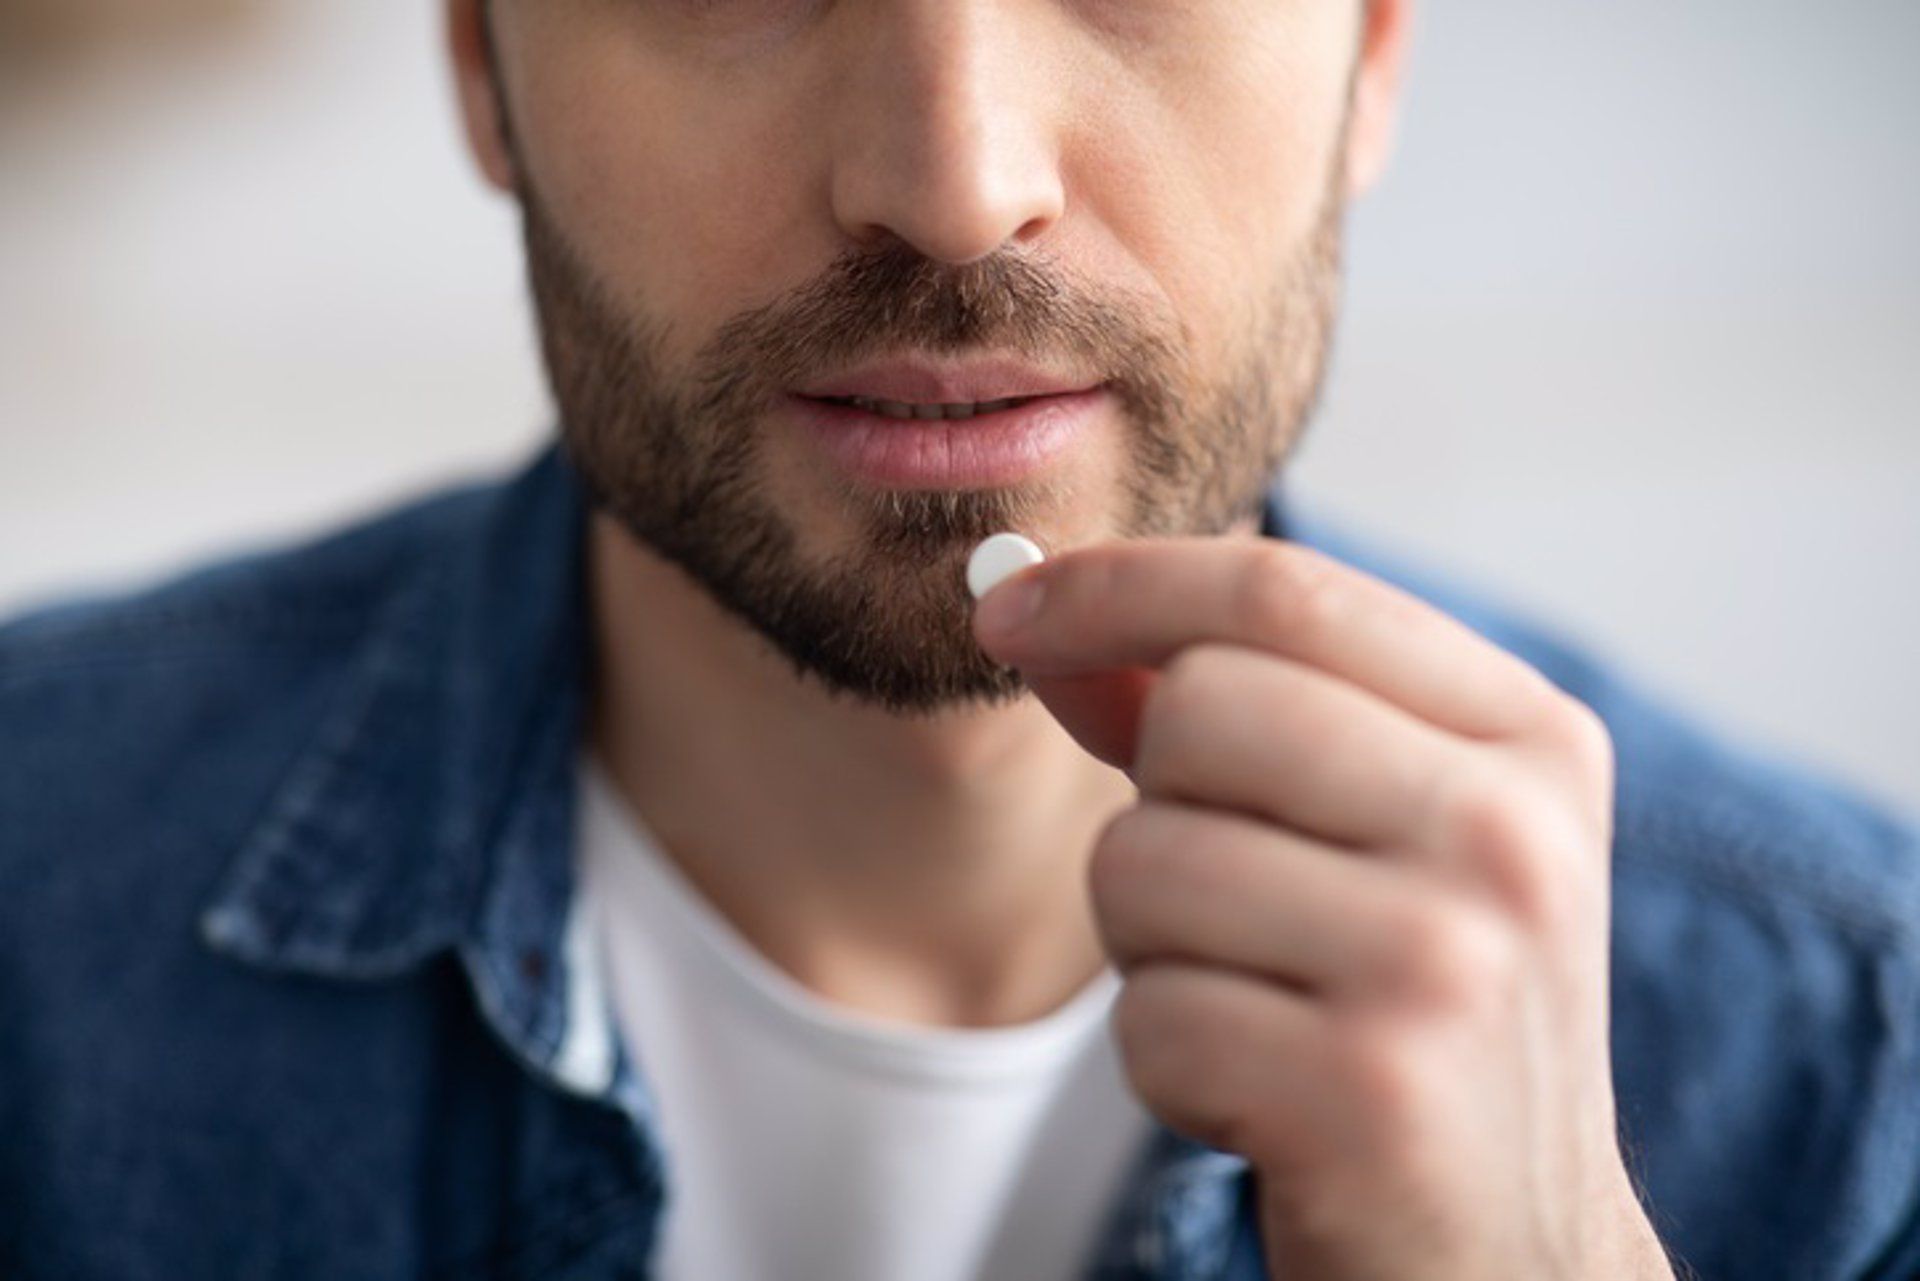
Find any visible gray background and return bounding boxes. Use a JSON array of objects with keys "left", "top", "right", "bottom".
[{"left": 2, "top": 2, "right": 1915, "bottom": 816}]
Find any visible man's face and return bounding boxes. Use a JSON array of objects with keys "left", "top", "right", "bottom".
[{"left": 478, "top": 1, "right": 1364, "bottom": 714}]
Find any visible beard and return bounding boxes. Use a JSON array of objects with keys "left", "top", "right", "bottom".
[{"left": 517, "top": 149, "right": 1346, "bottom": 716}]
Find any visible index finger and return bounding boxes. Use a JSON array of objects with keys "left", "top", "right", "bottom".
[{"left": 971, "top": 535, "right": 1559, "bottom": 743}]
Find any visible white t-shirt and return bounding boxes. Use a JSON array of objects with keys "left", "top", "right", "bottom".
[{"left": 575, "top": 755, "right": 1155, "bottom": 1281}]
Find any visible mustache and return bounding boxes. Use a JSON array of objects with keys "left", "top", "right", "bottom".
[{"left": 691, "top": 240, "right": 1187, "bottom": 426}]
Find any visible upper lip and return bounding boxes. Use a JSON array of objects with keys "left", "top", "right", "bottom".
[{"left": 794, "top": 355, "right": 1101, "bottom": 405}]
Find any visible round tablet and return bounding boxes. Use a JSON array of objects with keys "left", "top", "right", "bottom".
[{"left": 967, "top": 532, "right": 1047, "bottom": 600}]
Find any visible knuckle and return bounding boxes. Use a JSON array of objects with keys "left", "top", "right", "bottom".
[
  {"left": 1086, "top": 808, "right": 1163, "bottom": 916},
  {"left": 1437, "top": 766, "right": 1587, "bottom": 932},
  {"left": 1110, "top": 971, "right": 1243, "bottom": 1147},
  {"left": 1269, "top": 1172, "right": 1375, "bottom": 1252},
  {"left": 1108, "top": 975, "right": 1156, "bottom": 1064},
  {"left": 1337, "top": 1020, "right": 1434, "bottom": 1137},
  {"left": 1384, "top": 898, "right": 1519, "bottom": 1009},
  {"left": 1237, "top": 545, "right": 1344, "bottom": 644},
  {"left": 1111, "top": 967, "right": 1192, "bottom": 1065},
  {"left": 1515, "top": 677, "right": 1612, "bottom": 757},
  {"left": 1552, "top": 695, "right": 1616, "bottom": 780},
  {"left": 1439, "top": 767, "right": 1544, "bottom": 870},
  {"left": 1113, "top": 971, "right": 1182, "bottom": 1083}
]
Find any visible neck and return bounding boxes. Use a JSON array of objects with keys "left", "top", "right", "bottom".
[{"left": 585, "top": 511, "right": 1137, "bottom": 1029}]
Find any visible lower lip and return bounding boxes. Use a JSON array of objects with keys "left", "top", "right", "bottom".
[{"left": 785, "top": 388, "right": 1108, "bottom": 488}]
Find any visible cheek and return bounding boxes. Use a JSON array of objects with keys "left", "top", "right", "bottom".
[
  {"left": 1074, "top": 11, "right": 1354, "bottom": 364},
  {"left": 1171, "top": 3, "right": 1358, "bottom": 222},
  {"left": 503, "top": 25, "right": 821, "bottom": 362}
]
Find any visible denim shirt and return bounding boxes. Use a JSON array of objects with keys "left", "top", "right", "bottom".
[{"left": 3, "top": 440, "right": 1919, "bottom": 1281}]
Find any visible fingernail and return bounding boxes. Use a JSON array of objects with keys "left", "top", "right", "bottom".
[{"left": 975, "top": 573, "right": 1046, "bottom": 638}]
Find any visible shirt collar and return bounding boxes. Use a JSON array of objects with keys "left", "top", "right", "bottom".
[{"left": 199, "top": 442, "right": 591, "bottom": 1066}]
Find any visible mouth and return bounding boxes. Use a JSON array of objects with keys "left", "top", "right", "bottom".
[
  {"left": 783, "top": 387, "right": 1110, "bottom": 489},
  {"left": 805, "top": 394, "right": 1045, "bottom": 422}
]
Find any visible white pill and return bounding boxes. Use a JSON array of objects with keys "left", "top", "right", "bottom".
[{"left": 967, "top": 532, "right": 1047, "bottom": 600}]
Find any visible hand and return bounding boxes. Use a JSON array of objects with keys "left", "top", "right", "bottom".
[{"left": 972, "top": 537, "right": 1674, "bottom": 1281}]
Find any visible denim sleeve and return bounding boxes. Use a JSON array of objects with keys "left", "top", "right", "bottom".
[
  {"left": 1861, "top": 1207, "right": 1920, "bottom": 1280},
  {"left": 1852, "top": 951, "right": 1920, "bottom": 1280}
]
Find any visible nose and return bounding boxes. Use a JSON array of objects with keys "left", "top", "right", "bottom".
[{"left": 827, "top": 3, "right": 1067, "bottom": 265}]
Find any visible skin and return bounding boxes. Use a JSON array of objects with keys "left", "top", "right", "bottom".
[{"left": 446, "top": 1, "right": 1676, "bottom": 1275}]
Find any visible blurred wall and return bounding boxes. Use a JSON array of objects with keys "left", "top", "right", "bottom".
[{"left": 1, "top": 2, "right": 1915, "bottom": 815}]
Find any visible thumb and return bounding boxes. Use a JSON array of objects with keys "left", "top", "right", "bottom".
[{"left": 969, "top": 553, "right": 1155, "bottom": 772}]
